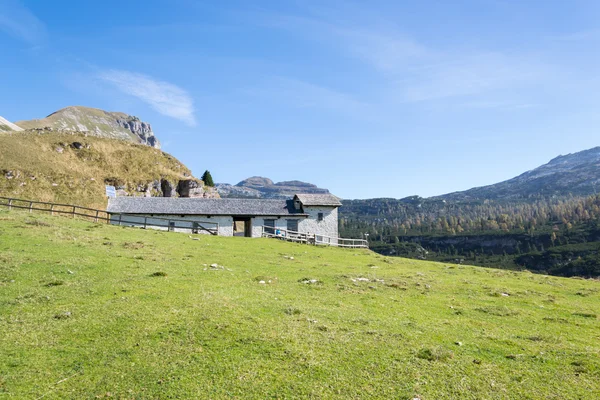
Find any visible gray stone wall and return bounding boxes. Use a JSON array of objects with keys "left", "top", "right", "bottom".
[{"left": 299, "top": 206, "right": 338, "bottom": 239}]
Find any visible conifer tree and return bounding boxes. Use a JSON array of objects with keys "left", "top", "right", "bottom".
[{"left": 201, "top": 170, "right": 214, "bottom": 187}]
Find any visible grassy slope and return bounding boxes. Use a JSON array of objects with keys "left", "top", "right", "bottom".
[
  {"left": 0, "top": 209, "right": 599, "bottom": 399},
  {"left": 0, "top": 131, "right": 194, "bottom": 209}
]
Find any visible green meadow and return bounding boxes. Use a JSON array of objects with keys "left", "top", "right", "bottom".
[{"left": 0, "top": 208, "right": 599, "bottom": 399}]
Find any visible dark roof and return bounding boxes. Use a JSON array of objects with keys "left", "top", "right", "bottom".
[
  {"left": 107, "top": 197, "right": 307, "bottom": 216},
  {"left": 295, "top": 193, "right": 342, "bottom": 207}
]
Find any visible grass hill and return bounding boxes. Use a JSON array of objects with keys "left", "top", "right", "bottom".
[
  {"left": 15, "top": 106, "right": 160, "bottom": 148},
  {"left": 0, "top": 130, "right": 203, "bottom": 209},
  {"left": 0, "top": 208, "right": 598, "bottom": 398}
]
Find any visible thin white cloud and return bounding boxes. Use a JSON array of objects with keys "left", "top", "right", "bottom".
[
  {"left": 552, "top": 29, "right": 600, "bottom": 42},
  {"left": 399, "top": 52, "right": 552, "bottom": 102},
  {"left": 257, "top": 8, "right": 557, "bottom": 105},
  {"left": 243, "top": 77, "right": 372, "bottom": 116},
  {"left": 98, "top": 69, "right": 196, "bottom": 126},
  {"left": 0, "top": 0, "right": 46, "bottom": 44}
]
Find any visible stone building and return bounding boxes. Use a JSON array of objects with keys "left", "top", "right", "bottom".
[{"left": 106, "top": 193, "right": 342, "bottom": 239}]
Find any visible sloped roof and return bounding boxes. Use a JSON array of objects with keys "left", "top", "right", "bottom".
[
  {"left": 294, "top": 193, "right": 342, "bottom": 207},
  {"left": 107, "top": 197, "right": 307, "bottom": 216}
]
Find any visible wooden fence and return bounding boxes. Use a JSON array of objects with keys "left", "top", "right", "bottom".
[
  {"left": 0, "top": 196, "right": 219, "bottom": 235},
  {"left": 260, "top": 225, "right": 368, "bottom": 249}
]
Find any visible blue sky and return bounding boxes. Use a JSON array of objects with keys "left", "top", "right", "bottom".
[{"left": 1, "top": 0, "right": 599, "bottom": 199}]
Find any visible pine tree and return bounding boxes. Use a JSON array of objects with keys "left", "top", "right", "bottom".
[{"left": 201, "top": 170, "right": 214, "bottom": 187}]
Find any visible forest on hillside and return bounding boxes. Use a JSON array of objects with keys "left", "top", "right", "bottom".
[{"left": 339, "top": 194, "right": 600, "bottom": 278}]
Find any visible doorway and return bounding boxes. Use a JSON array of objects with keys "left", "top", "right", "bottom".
[{"left": 233, "top": 217, "right": 252, "bottom": 237}]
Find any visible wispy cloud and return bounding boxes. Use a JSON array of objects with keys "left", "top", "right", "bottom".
[
  {"left": 552, "top": 29, "right": 600, "bottom": 42},
  {"left": 0, "top": 0, "right": 46, "bottom": 44},
  {"left": 98, "top": 69, "right": 196, "bottom": 126},
  {"left": 256, "top": 7, "right": 556, "bottom": 105},
  {"left": 242, "top": 77, "right": 371, "bottom": 116},
  {"left": 399, "top": 52, "right": 552, "bottom": 102}
]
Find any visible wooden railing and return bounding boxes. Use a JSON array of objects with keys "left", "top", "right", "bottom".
[
  {"left": 260, "top": 226, "right": 368, "bottom": 249},
  {"left": 0, "top": 197, "right": 219, "bottom": 235}
]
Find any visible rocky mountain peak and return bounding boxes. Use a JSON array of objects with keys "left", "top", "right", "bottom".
[
  {"left": 236, "top": 176, "right": 274, "bottom": 187},
  {"left": 435, "top": 146, "right": 600, "bottom": 201},
  {"left": 217, "top": 176, "right": 331, "bottom": 199},
  {"left": 15, "top": 106, "right": 161, "bottom": 149}
]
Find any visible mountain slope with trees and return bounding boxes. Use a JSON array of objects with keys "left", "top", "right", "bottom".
[{"left": 340, "top": 146, "right": 600, "bottom": 277}]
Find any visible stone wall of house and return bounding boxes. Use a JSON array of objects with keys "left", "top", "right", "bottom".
[
  {"left": 109, "top": 214, "right": 233, "bottom": 236},
  {"left": 250, "top": 216, "right": 305, "bottom": 238},
  {"left": 299, "top": 206, "right": 338, "bottom": 239},
  {"left": 109, "top": 208, "right": 339, "bottom": 239}
]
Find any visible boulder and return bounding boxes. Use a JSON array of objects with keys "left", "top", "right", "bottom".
[{"left": 161, "top": 179, "right": 176, "bottom": 197}]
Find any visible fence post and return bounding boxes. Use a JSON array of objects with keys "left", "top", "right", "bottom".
[
  {"left": 94, "top": 210, "right": 99, "bottom": 223},
  {"left": 50, "top": 204, "right": 54, "bottom": 216},
  {"left": 118, "top": 214, "right": 122, "bottom": 226},
  {"left": 72, "top": 206, "right": 76, "bottom": 218},
  {"left": 8, "top": 199, "right": 12, "bottom": 210},
  {"left": 144, "top": 217, "right": 147, "bottom": 229},
  {"left": 29, "top": 202, "right": 33, "bottom": 213}
]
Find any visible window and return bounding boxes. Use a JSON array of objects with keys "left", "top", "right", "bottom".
[
  {"left": 264, "top": 219, "right": 275, "bottom": 234},
  {"left": 318, "top": 212, "right": 324, "bottom": 221},
  {"left": 287, "top": 219, "right": 298, "bottom": 232},
  {"left": 168, "top": 221, "right": 175, "bottom": 232}
]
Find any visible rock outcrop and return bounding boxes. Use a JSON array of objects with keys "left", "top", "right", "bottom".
[
  {"left": 0, "top": 116, "right": 23, "bottom": 132},
  {"left": 115, "top": 117, "right": 159, "bottom": 148}
]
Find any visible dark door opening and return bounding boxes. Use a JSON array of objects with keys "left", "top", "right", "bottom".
[{"left": 233, "top": 217, "right": 252, "bottom": 237}]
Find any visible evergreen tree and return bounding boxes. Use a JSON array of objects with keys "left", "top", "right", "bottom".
[{"left": 201, "top": 170, "right": 215, "bottom": 187}]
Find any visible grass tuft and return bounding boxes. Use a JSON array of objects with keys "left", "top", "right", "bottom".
[{"left": 416, "top": 347, "right": 454, "bottom": 362}]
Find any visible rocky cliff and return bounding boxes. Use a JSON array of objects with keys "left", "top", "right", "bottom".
[
  {"left": 216, "top": 176, "right": 331, "bottom": 199},
  {"left": 15, "top": 106, "right": 160, "bottom": 148}
]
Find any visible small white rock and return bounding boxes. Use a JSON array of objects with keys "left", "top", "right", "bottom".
[{"left": 258, "top": 280, "right": 266, "bottom": 284}]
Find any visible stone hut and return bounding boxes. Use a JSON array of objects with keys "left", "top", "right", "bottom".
[{"left": 106, "top": 193, "right": 342, "bottom": 239}]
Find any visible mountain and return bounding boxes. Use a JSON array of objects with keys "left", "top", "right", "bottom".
[
  {"left": 15, "top": 106, "right": 160, "bottom": 148},
  {"left": 216, "top": 176, "right": 331, "bottom": 199},
  {"left": 0, "top": 116, "right": 23, "bottom": 132},
  {"left": 1, "top": 106, "right": 217, "bottom": 208},
  {"left": 436, "top": 147, "right": 600, "bottom": 201}
]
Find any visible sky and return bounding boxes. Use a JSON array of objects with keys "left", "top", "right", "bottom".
[{"left": 1, "top": 0, "right": 600, "bottom": 199}]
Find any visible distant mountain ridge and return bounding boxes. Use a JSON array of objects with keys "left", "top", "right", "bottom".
[
  {"left": 15, "top": 106, "right": 160, "bottom": 148},
  {"left": 216, "top": 176, "right": 331, "bottom": 199},
  {"left": 434, "top": 146, "right": 600, "bottom": 201}
]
